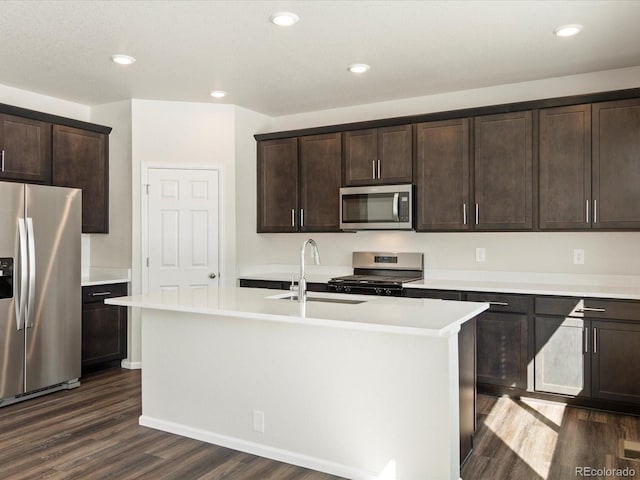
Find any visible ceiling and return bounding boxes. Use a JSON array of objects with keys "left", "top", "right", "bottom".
[{"left": 1, "top": 1, "right": 639, "bottom": 117}]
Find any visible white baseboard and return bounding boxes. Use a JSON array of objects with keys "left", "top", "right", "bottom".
[
  {"left": 120, "top": 359, "right": 142, "bottom": 370},
  {"left": 138, "top": 415, "right": 379, "bottom": 480}
]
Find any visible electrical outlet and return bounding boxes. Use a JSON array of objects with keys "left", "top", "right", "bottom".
[
  {"left": 476, "top": 248, "right": 486, "bottom": 263},
  {"left": 573, "top": 249, "right": 585, "bottom": 265},
  {"left": 253, "top": 410, "right": 265, "bottom": 433}
]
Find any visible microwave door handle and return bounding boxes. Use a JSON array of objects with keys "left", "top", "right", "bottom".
[{"left": 392, "top": 193, "right": 400, "bottom": 221}]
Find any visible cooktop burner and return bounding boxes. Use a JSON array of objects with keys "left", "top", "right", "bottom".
[{"left": 329, "top": 274, "right": 422, "bottom": 286}]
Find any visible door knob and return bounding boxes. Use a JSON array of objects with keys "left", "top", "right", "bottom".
[{"left": 209, "top": 273, "right": 217, "bottom": 279}]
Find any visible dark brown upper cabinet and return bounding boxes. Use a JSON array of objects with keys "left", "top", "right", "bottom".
[
  {"left": 257, "top": 138, "right": 299, "bottom": 233},
  {"left": 52, "top": 125, "right": 109, "bottom": 233},
  {"left": 539, "top": 104, "right": 592, "bottom": 230},
  {"left": 257, "top": 133, "right": 342, "bottom": 233},
  {"left": 343, "top": 125, "right": 412, "bottom": 186},
  {"left": 592, "top": 98, "right": 640, "bottom": 229},
  {"left": 0, "top": 114, "right": 52, "bottom": 184},
  {"left": 414, "top": 118, "right": 470, "bottom": 231},
  {"left": 473, "top": 111, "right": 533, "bottom": 230},
  {"left": 299, "top": 133, "right": 342, "bottom": 232}
]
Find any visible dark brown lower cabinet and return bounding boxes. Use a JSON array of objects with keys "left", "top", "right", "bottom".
[
  {"left": 591, "top": 320, "right": 640, "bottom": 404},
  {"left": 468, "top": 293, "right": 530, "bottom": 389},
  {"left": 534, "top": 316, "right": 590, "bottom": 396},
  {"left": 82, "top": 283, "right": 128, "bottom": 374},
  {"left": 534, "top": 297, "right": 640, "bottom": 406}
]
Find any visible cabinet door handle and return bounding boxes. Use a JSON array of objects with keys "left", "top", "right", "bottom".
[
  {"left": 489, "top": 301, "right": 509, "bottom": 306},
  {"left": 377, "top": 159, "right": 381, "bottom": 179},
  {"left": 576, "top": 307, "right": 606, "bottom": 313},
  {"left": 593, "top": 327, "right": 597, "bottom": 353},
  {"left": 91, "top": 291, "right": 112, "bottom": 297},
  {"left": 372, "top": 160, "right": 376, "bottom": 179},
  {"left": 463, "top": 203, "right": 467, "bottom": 225},
  {"left": 594, "top": 200, "right": 597, "bottom": 224},
  {"left": 291, "top": 209, "right": 295, "bottom": 227},
  {"left": 586, "top": 200, "right": 589, "bottom": 223},
  {"left": 584, "top": 326, "right": 588, "bottom": 354},
  {"left": 1, "top": 150, "right": 4, "bottom": 172},
  {"left": 475, "top": 204, "right": 479, "bottom": 225},
  {"left": 300, "top": 208, "right": 304, "bottom": 227}
]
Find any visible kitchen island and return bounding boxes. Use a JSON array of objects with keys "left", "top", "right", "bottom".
[{"left": 107, "top": 287, "right": 488, "bottom": 480}]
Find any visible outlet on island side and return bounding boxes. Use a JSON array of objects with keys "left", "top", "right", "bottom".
[
  {"left": 253, "top": 410, "right": 265, "bottom": 433},
  {"left": 573, "top": 249, "right": 585, "bottom": 265},
  {"left": 476, "top": 247, "right": 486, "bottom": 263}
]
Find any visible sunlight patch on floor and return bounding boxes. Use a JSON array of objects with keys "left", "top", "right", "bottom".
[{"left": 484, "top": 397, "right": 567, "bottom": 479}]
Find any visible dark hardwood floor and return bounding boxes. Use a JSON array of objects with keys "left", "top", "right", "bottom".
[
  {"left": 0, "top": 369, "right": 344, "bottom": 480},
  {"left": 463, "top": 394, "right": 640, "bottom": 480},
  {"left": 1, "top": 368, "right": 639, "bottom": 479}
]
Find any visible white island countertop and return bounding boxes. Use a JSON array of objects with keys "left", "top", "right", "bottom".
[{"left": 107, "top": 286, "right": 489, "bottom": 337}]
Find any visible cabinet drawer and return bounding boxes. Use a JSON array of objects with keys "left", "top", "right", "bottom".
[
  {"left": 535, "top": 297, "right": 640, "bottom": 321},
  {"left": 405, "top": 289, "right": 463, "bottom": 301},
  {"left": 82, "top": 283, "right": 128, "bottom": 304},
  {"left": 466, "top": 292, "right": 530, "bottom": 314}
]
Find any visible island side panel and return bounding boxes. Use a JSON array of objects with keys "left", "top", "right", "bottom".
[{"left": 139, "top": 309, "right": 461, "bottom": 480}]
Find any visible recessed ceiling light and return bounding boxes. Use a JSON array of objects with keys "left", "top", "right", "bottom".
[
  {"left": 554, "top": 24, "right": 583, "bottom": 37},
  {"left": 210, "top": 90, "right": 227, "bottom": 99},
  {"left": 111, "top": 54, "right": 136, "bottom": 65},
  {"left": 348, "top": 64, "right": 370, "bottom": 74},
  {"left": 270, "top": 12, "right": 299, "bottom": 27}
]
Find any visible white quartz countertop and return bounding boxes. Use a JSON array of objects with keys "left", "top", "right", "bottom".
[
  {"left": 403, "top": 278, "right": 640, "bottom": 300},
  {"left": 106, "top": 287, "right": 489, "bottom": 337},
  {"left": 239, "top": 272, "right": 337, "bottom": 284},
  {"left": 81, "top": 267, "right": 131, "bottom": 287},
  {"left": 239, "top": 269, "right": 640, "bottom": 301}
]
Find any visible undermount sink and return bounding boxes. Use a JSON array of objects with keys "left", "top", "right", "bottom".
[{"left": 275, "top": 294, "right": 366, "bottom": 305}]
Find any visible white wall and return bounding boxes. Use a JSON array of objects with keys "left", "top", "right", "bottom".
[
  {"left": 127, "top": 99, "right": 237, "bottom": 365},
  {"left": 0, "top": 83, "right": 90, "bottom": 120},
  {"left": 90, "top": 100, "right": 133, "bottom": 268},
  {"left": 237, "top": 67, "right": 640, "bottom": 278}
]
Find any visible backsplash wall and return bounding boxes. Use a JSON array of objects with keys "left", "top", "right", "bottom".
[{"left": 237, "top": 231, "right": 640, "bottom": 277}]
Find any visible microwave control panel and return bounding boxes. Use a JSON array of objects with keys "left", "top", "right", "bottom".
[{"left": 398, "top": 192, "right": 410, "bottom": 222}]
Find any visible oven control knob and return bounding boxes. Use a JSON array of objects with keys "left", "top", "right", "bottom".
[
  {"left": 344, "top": 286, "right": 351, "bottom": 293},
  {"left": 335, "top": 286, "right": 343, "bottom": 293},
  {"left": 385, "top": 289, "right": 392, "bottom": 295},
  {"left": 375, "top": 288, "right": 382, "bottom": 295}
]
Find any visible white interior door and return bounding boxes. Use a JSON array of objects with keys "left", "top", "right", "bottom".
[{"left": 147, "top": 168, "right": 219, "bottom": 295}]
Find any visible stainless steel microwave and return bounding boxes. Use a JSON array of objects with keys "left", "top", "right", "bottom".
[{"left": 340, "top": 184, "right": 413, "bottom": 230}]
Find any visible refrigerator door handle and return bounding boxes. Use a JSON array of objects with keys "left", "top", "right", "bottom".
[
  {"left": 17, "top": 218, "right": 28, "bottom": 330},
  {"left": 26, "top": 217, "right": 36, "bottom": 328}
]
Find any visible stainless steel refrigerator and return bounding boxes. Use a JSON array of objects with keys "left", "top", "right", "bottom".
[{"left": 0, "top": 181, "right": 81, "bottom": 406}]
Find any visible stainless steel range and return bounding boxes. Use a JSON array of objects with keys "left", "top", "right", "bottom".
[{"left": 328, "top": 252, "right": 423, "bottom": 296}]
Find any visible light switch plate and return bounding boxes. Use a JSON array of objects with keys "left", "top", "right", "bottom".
[{"left": 476, "top": 248, "right": 486, "bottom": 262}]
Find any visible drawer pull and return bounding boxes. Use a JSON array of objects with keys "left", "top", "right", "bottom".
[
  {"left": 575, "top": 307, "right": 606, "bottom": 313},
  {"left": 489, "top": 301, "right": 509, "bottom": 306},
  {"left": 91, "top": 291, "right": 112, "bottom": 297}
]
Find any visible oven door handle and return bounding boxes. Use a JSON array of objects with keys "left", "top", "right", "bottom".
[{"left": 392, "top": 193, "right": 400, "bottom": 222}]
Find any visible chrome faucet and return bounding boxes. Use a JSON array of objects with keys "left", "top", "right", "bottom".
[{"left": 299, "top": 238, "right": 321, "bottom": 303}]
